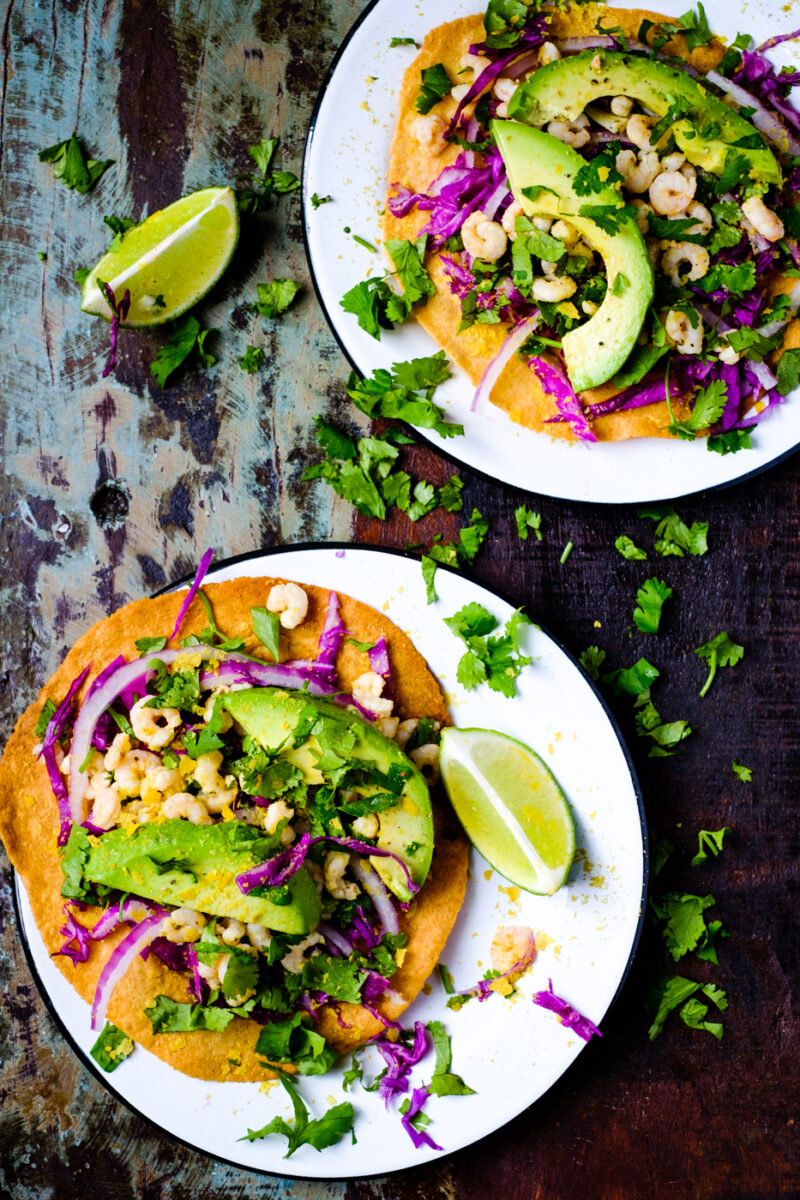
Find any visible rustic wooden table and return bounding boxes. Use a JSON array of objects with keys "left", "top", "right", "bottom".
[{"left": 1, "top": 1, "right": 798, "bottom": 1197}]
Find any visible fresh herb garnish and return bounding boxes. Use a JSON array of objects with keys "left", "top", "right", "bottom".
[
  {"left": 239, "top": 345, "right": 266, "bottom": 373},
  {"left": 515, "top": 506, "right": 543, "bottom": 541},
  {"left": 572, "top": 150, "right": 623, "bottom": 197},
  {"left": 647, "top": 977, "right": 727, "bottom": 1040},
  {"left": 390, "top": 36, "right": 418, "bottom": 47},
  {"left": 578, "top": 204, "right": 637, "bottom": 235},
  {"left": 732, "top": 760, "right": 752, "bottom": 782},
  {"left": 444, "top": 602, "right": 532, "bottom": 697},
  {"left": 416, "top": 63, "right": 451, "bottom": 114},
  {"left": 103, "top": 214, "right": 136, "bottom": 251},
  {"left": 421, "top": 509, "right": 489, "bottom": 603},
  {"left": 237, "top": 137, "right": 300, "bottom": 213},
  {"left": 311, "top": 192, "right": 332, "bottom": 208},
  {"left": 340, "top": 276, "right": 411, "bottom": 338},
  {"left": 707, "top": 429, "right": 752, "bottom": 456},
  {"left": 240, "top": 1074, "right": 355, "bottom": 1156},
  {"left": 633, "top": 578, "right": 672, "bottom": 633},
  {"left": 650, "top": 892, "right": 727, "bottom": 963},
  {"left": 248, "top": 279, "right": 301, "bottom": 319},
  {"left": 615, "top": 535, "right": 647, "bottom": 561},
  {"left": 426, "top": 1020, "right": 476, "bottom": 1097},
  {"left": 776, "top": 348, "right": 800, "bottom": 396},
  {"left": 691, "top": 826, "right": 731, "bottom": 866},
  {"left": 694, "top": 632, "right": 744, "bottom": 697},
  {"left": 251, "top": 606, "right": 281, "bottom": 661},
  {"left": 578, "top": 646, "right": 606, "bottom": 682},
  {"left": 676, "top": 2, "right": 713, "bottom": 50},
  {"left": 150, "top": 315, "right": 217, "bottom": 387},
  {"left": 385, "top": 236, "right": 436, "bottom": 305},
  {"left": 90, "top": 1022, "right": 134, "bottom": 1072},
  {"left": 667, "top": 380, "right": 728, "bottom": 440},
  {"left": 346, "top": 352, "right": 461, "bottom": 438},
  {"left": 38, "top": 133, "right": 114, "bottom": 193},
  {"left": 638, "top": 505, "right": 708, "bottom": 557}
]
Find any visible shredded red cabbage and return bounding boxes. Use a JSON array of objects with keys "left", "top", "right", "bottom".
[
  {"left": 170, "top": 547, "right": 214, "bottom": 642},
  {"left": 362, "top": 970, "right": 391, "bottom": 1006},
  {"left": 101, "top": 283, "right": 131, "bottom": 379},
  {"left": 454, "top": 928, "right": 537, "bottom": 1002},
  {"left": 374, "top": 1020, "right": 429, "bottom": 1106},
  {"left": 400, "top": 1085, "right": 442, "bottom": 1152},
  {"left": 54, "top": 902, "right": 92, "bottom": 965},
  {"left": 532, "top": 357, "right": 598, "bottom": 443},
  {"left": 367, "top": 636, "right": 393, "bottom": 701},
  {"left": 731, "top": 44, "right": 800, "bottom": 135},
  {"left": 758, "top": 28, "right": 800, "bottom": 52},
  {"left": 317, "top": 919, "right": 354, "bottom": 957},
  {"left": 532, "top": 979, "right": 602, "bottom": 1042},
  {"left": 582, "top": 376, "right": 682, "bottom": 420}
]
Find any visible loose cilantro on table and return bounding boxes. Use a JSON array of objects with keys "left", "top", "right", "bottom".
[
  {"left": 444, "top": 602, "right": 532, "bottom": 697},
  {"left": 421, "top": 508, "right": 489, "bottom": 603},
  {"left": 237, "top": 137, "right": 300, "bottom": 213},
  {"left": 649, "top": 892, "right": 728, "bottom": 964},
  {"left": 615, "top": 535, "right": 647, "bottom": 561},
  {"left": 239, "top": 344, "right": 266, "bottom": 373},
  {"left": 559, "top": 540, "right": 574, "bottom": 565},
  {"left": 439, "top": 475, "right": 464, "bottom": 513},
  {"left": 638, "top": 505, "right": 708, "bottom": 557},
  {"left": 633, "top": 690, "right": 692, "bottom": 757},
  {"left": 515, "top": 506, "right": 543, "bottom": 542},
  {"left": 578, "top": 646, "right": 606, "bottom": 682},
  {"left": 90, "top": 1022, "right": 134, "bottom": 1073},
  {"left": 416, "top": 63, "right": 451, "bottom": 114},
  {"left": 248, "top": 279, "right": 301, "bottom": 319},
  {"left": 691, "top": 826, "right": 731, "bottom": 866},
  {"left": 633, "top": 578, "right": 672, "bottom": 634},
  {"left": 103, "top": 213, "right": 136, "bottom": 251},
  {"left": 602, "top": 657, "right": 660, "bottom": 697},
  {"left": 39, "top": 133, "right": 114, "bottom": 193},
  {"left": 732, "top": 761, "right": 752, "bottom": 783},
  {"left": 240, "top": 1074, "right": 355, "bottom": 1157},
  {"left": 150, "top": 315, "right": 217, "bottom": 387},
  {"left": 694, "top": 632, "right": 744, "bottom": 697},
  {"left": 646, "top": 977, "right": 727, "bottom": 1040}
]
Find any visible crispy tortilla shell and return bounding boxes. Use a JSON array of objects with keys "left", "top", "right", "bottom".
[{"left": 0, "top": 576, "right": 468, "bottom": 1082}]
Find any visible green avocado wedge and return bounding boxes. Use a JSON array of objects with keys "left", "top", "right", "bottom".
[
  {"left": 508, "top": 50, "right": 782, "bottom": 189},
  {"left": 493, "top": 119, "right": 654, "bottom": 392},
  {"left": 221, "top": 688, "right": 434, "bottom": 903},
  {"left": 73, "top": 820, "right": 322, "bottom": 933}
]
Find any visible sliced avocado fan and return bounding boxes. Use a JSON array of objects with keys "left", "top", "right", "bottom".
[{"left": 493, "top": 119, "right": 654, "bottom": 392}]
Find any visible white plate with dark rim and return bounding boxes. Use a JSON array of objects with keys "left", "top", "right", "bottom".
[
  {"left": 302, "top": 0, "right": 800, "bottom": 504},
  {"left": 15, "top": 545, "right": 646, "bottom": 1178}
]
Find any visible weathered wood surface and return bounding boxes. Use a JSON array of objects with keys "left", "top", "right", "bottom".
[{"left": 0, "top": 1, "right": 798, "bottom": 1197}]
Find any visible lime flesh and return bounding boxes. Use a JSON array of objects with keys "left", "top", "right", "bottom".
[
  {"left": 81, "top": 186, "right": 239, "bottom": 327},
  {"left": 439, "top": 727, "right": 575, "bottom": 895}
]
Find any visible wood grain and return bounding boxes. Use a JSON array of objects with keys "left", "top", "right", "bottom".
[{"left": 0, "top": 0, "right": 798, "bottom": 1196}]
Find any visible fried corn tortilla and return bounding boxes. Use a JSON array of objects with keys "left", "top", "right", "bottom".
[
  {"left": 0, "top": 576, "right": 469, "bottom": 1082},
  {"left": 385, "top": 3, "right": 800, "bottom": 442}
]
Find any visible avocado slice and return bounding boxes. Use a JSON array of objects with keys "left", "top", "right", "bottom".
[
  {"left": 221, "top": 688, "right": 434, "bottom": 903},
  {"left": 509, "top": 50, "right": 782, "bottom": 189},
  {"left": 493, "top": 119, "right": 654, "bottom": 392},
  {"left": 82, "top": 819, "right": 321, "bottom": 933}
]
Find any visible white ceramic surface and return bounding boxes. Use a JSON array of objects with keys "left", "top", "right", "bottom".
[
  {"left": 17, "top": 547, "right": 645, "bottom": 1177},
  {"left": 303, "top": 0, "right": 800, "bottom": 503}
]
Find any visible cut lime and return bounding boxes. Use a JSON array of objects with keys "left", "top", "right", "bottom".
[
  {"left": 439, "top": 727, "right": 575, "bottom": 895},
  {"left": 81, "top": 186, "right": 239, "bottom": 327}
]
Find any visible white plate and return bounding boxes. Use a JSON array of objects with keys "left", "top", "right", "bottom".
[
  {"left": 16, "top": 546, "right": 645, "bottom": 1177},
  {"left": 302, "top": 0, "right": 800, "bottom": 503}
]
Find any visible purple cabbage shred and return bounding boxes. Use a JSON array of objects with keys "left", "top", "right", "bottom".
[
  {"left": 400, "top": 1085, "right": 443, "bottom": 1152},
  {"left": 532, "top": 980, "right": 602, "bottom": 1042},
  {"left": 101, "top": 283, "right": 131, "bottom": 379}
]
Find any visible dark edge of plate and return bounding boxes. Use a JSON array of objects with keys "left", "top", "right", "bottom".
[
  {"left": 299, "top": 0, "right": 800, "bottom": 505},
  {"left": 14, "top": 541, "right": 649, "bottom": 1183}
]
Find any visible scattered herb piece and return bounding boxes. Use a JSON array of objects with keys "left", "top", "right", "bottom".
[
  {"left": 311, "top": 192, "right": 332, "bottom": 208},
  {"left": 385, "top": 236, "right": 436, "bottom": 305},
  {"left": 559, "top": 540, "right": 574, "bottom": 565},
  {"left": 515, "top": 506, "right": 543, "bottom": 541},
  {"left": 249, "top": 279, "right": 301, "bottom": 319},
  {"left": 237, "top": 137, "right": 300, "bottom": 212},
  {"left": 352, "top": 233, "right": 378, "bottom": 252},
  {"left": 135, "top": 636, "right": 168, "bottom": 654},
  {"left": 572, "top": 150, "right": 623, "bottom": 196},
  {"left": 90, "top": 1022, "right": 134, "bottom": 1072},
  {"left": 346, "top": 352, "right": 461, "bottom": 438},
  {"left": 732, "top": 761, "right": 752, "bottom": 782},
  {"left": 74, "top": 266, "right": 90, "bottom": 287},
  {"left": 426, "top": 1020, "right": 476, "bottom": 1097},
  {"left": 638, "top": 505, "right": 708, "bottom": 557},
  {"left": 444, "top": 602, "right": 532, "bottom": 697},
  {"left": 340, "top": 276, "right": 411, "bottom": 338},
  {"left": 650, "top": 892, "right": 727, "bottom": 962},
  {"left": 251, "top": 607, "right": 281, "bottom": 662},
  {"left": 694, "top": 632, "right": 744, "bottom": 697},
  {"left": 421, "top": 508, "right": 489, "bottom": 602},
  {"left": 634, "top": 689, "right": 692, "bottom": 757},
  {"left": 240, "top": 1075, "right": 356, "bottom": 1157},
  {"left": 646, "top": 976, "right": 727, "bottom": 1039},
  {"left": 677, "top": 2, "right": 713, "bottom": 51},
  {"left": 776, "top": 348, "right": 800, "bottom": 397},
  {"left": 416, "top": 63, "right": 451, "bottom": 114},
  {"left": 691, "top": 826, "right": 731, "bottom": 867},
  {"left": 150, "top": 314, "right": 217, "bottom": 387},
  {"left": 578, "top": 645, "right": 606, "bottom": 681},
  {"left": 239, "top": 345, "right": 266, "bottom": 373},
  {"left": 38, "top": 133, "right": 114, "bottom": 193},
  {"left": 390, "top": 36, "right": 418, "bottom": 47},
  {"left": 633, "top": 578, "right": 672, "bottom": 634},
  {"left": 667, "top": 380, "right": 728, "bottom": 439},
  {"left": 615, "top": 535, "right": 647, "bottom": 561},
  {"left": 707, "top": 429, "right": 752, "bottom": 455}
]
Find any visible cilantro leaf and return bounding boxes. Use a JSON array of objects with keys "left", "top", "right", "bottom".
[
  {"left": 515, "top": 506, "right": 543, "bottom": 541},
  {"left": 240, "top": 1074, "right": 355, "bottom": 1156},
  {"left": 385, "top": 237, "right": 436, "bottom": 305},
  {"left": 251, "top": 606, "right": 281, "bottom": 661},
  {"left": 135, "top": 636, "right": 168, "bottom": 654},
  {"left": 150, "top": 315, "right": 217, "bottom": 387},
  {"left": 677, "top": 3, "right": 713, "bottom": 51},
  {"left": 694, "top": 632, "right": 744, "bottom": 697},
  {"left": 638, "top": 505, "right": 708, "bottom": 557},
  {"left": 578, "top": 204, "right": 637, "bottom": 235},
  {"left": 240, "top": 345, "right": 266, "bottom": 373},
  {"left": 776, "top": 348, "right": 800, "bottom": 397},
  {"left": 34, "top": 698, "right": 58, "bottom": 740},
  {"left": 572, "top": 150, "right": 623, "bottom": 196},
  {"left": 301, "top": 954, "right": 367, "bottom": 1004},
  {"left": 646, "top": 976, "right": 726, "bottom": 1039},
  {"left": 345, "top": 352, "right": 461, "bottom": 439},
  {"left": 696, "top": 260, "right": 756, "bottom": 297},
  {"left": 578, "top": 645, "right": 606, "bottom": 682},
  {"left": 602, "top": 657, "right": 660, "bottom": 697},
  {"left": 248, "top": 137, "right": 278, "bottom": 176},
  {"left": 691, "top": 826, "right": 731, "bottom": 866},
  {"left": 615, "top": 535, "right": 647, "bottom": 561},
  {"left": 416, "top": 63, "right": 452, "bottom": 114},
  {"left": 445, "top": 602, "right": 531, "bottom": 696},
  {"left": 311, "top": 192, "right": 332, "bottom": 208},
  {"left": 425, "top": 1019, "right": 475, "bottom": 1097},
  {"left": 633, "top": 689, "right": 692, "bottom": 756},
  {"left": 90, "top": 1022, "right": 134, "bottom": 1073},
  {"left": 726, "top": 327, "right": 783, "bottom": 363},
  {"left": 484, "top": 0, "right": 538, "bottom": 49},
  {"left": 390, "top": 36, "right": 417, "bottom": 47},
  {"left": 103, "top": 214, "right": 136, "bottom": 252},
  {"left": 649, "top": 892, "right": 719, "bottom": 960},
  {"left": 340, "top": 277, "right": 411, "bottom": 338},
  {"left": 311, "top": 416, "right": 357, "bottom": 461},
  {"left": 439, "top": 475, "right": 464, "bottom": 512},
  {"left": 39, "top": 133, "right": 114, "bottom": 193},
  {"left": 732, "top": 760, "right": 752, "bottom": 782},
  {"left": 144, "top": 995, "right": 237, "bottom": 1033},
  {"left": 707, "top": 429, "right": 752, "bottom": 456},
  {"left": 254, "top": 1013, "right": 337, "bottom": 1075},
  {"left": 182, "top": 699, "right": 226, "bottom": 759},
  {"left": 679, "top": 996, "right": 723, "bottom": 1039},
  {"left": 422, "top": 509, "right": 489, "bottom": 602},
  {"left": 633, "top": 578, "right": 672, "bottom": 633},
  {"left": 668, "top": 380, "right": 728, "bottom": 440},
  {"left": 249, "top": 279, "right": 301, "bottom": 319}
]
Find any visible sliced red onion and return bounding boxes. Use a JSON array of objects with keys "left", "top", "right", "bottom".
[
  {"left": 90, "top": 896, "right": 156, "bottom": 940},
  {"left": 503, "top": 49, "right": 540, "bottom": 79},
  {"left": 318, "top": 920, "right": 355, "bottom": 957},
  {"left": 472, "top": 311, "right": 540, "bottom": 412},
  {"left": 185, "top": 943, "right": 208, "bottom": 1003},
  {"left": 558, "top": 35, "right": 648, "bottom": 53},
  {"left": 704, "top": 69, "right": 800, "bottom": 154},
  {"left": 38, "top": 665, "right": 92, "bottom": 846},
  {"left": 351, "top": 859, "right": 400, "bottom": 936},
  {"left": 367, "top": 637, "right": 393, "bottom": 702},
  {"left": 91, "top": 910, "right": 171, "bottom": 1029},
  {"left": 101, "top": 283, "right": 131, "bottom": 379},
  {"left": 198, "top": 657, "right": 339, "bottom": 696},
  {"left": 747, "top": 359, "right": 778, "bottom": 392},
  {"left": 170, "top": 547, "right": 214, "bottom": 642},
  {"left": 532, "top": 979, "right": 602, "bottom": 1042}
]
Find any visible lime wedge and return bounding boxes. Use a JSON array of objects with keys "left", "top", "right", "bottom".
[
  {"left": 81, "top": 186, "right": 239, "bottom": 326},
  {"left": 439, "top": 727, "right": 575, "bottom": 895}
]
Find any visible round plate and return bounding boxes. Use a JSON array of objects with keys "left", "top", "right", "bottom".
[
  {"left": 16, "top": 545, "right": 646, "bottom": 1178},
  {"left": 302, "top": 0, "right": 800, "bottom": 504}
]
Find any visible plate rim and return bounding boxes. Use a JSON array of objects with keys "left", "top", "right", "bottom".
[
  {"left": 300, "top": 0, "right": 800, "bottom": 505},
  {"left": 13, "top": 541, "right": 649, "bottom": 1180}
]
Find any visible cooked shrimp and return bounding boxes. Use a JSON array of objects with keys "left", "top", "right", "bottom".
[
  {"left": 742, "top": 196, "right": 785, "bottom": 243},
  {"left": 649, "top": 170, "right": 696, "bottom": 216},
  {"left": 616, "top": 149, "right": 660, "bottom": 194},
  {"left": 461, "top": 210, "right": 508, "bottom": 262},
  {"left": 661, "top": 242, "right": 710, "bottom": 285},
  {"left": 129, "top": 697, "right": 181, "bottom": 750}
]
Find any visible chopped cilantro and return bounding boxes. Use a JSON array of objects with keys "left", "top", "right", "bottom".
[
  {"left": 422, "top": 508, "right": 489, "bottom": 602},
  {"left": 615, "top": 535, "right": 647, "bottom": 561},
  {"left": 439, "top": 475, "right": 464, "bottom": 512},
  {"left": 103, "top": 213, "right": 136, "bottom": 252},
  {"left": 352, "top": 233, "right": 377, "bottom": 252},
  {"left": 144, "top": 994, "right": 238, "bottom": 1033},
  {"left": 248, "top": 279, "right": 301, "bottom": 319},
  {"left": 559, "top": 540, "right": 574, "bottom": 565},
  {"left": 240, "top": 1074, "right": 355, "bottom": 1156},
  {"left": 697, "top": 261, "right": 756, "bottom": 297},
  {"left": 707, "top": 429, "right": 752, "bottom": 456},
  {"left": 650, "top": 892, "right": 727, "bottom": 962},
  {"left": 390, "top": 36, "right": 417, "bottom": 47},
  {"left": 444, "top": 602, "right": 532, "bottom": 697},
  {"left": 691, "top": 826, "right": 731, "bottom": 866},
  {"left": 90, "top": 1022, "right": 134, "bottom": 1072},
  {"left": 34, "top": 698, "right": 58, "bottom": 740},
  {"left": 677, "top": 3, "right": 712, "bottom": 51},
  {"left": 515, "top": 506, "right": 542, "bottom": 541},
  {"left": 312, "top": 416, "right": 357, "bottom": 461},
  {"left": 647, "top": 976, "right": 727, "bottom": 1039},
  {"left": 311, "top": 192, "right": 332, "bottom": 208},
  {"left": 248, "top": 137, "right": 278, "bottom": 175},
  {"left": 572, "top": 150, "right": 622, "bottom": 196},
  {"left": 385, "top": 236, "right": 436, "bottom": 305},
  {"left": 732, "top": 760, "right": 752, "bottom": 782},
  {"left": 602, "top": 657, "right": 660, "bottom": 697},
  {"left": 694, "top": 632, "right": 744, "bottom": 697},
  {"left": 426, "top": 1019, "right": 476, "bottom": 1097},
  {"left": 633, "top": 689, "right": 692, "bottom": 757},
  {"left": 74, "top": 266, "right": 90, "bottom": 288},
  {"left": 237, "top": 138, "right": 300, "bottom": 212},
  {"left": 416, "top": 63, "right": 451, "bottom": 114},
  {"left": 251, "top": 606, "right": 281, "bottom": 662},
  {"left": 578, "top": 645, "right": 606, "bottom": 682},
  {"left": 340, "top": 276, "right": 411, "bottom": 338},
  {"left": 776, "top": 348, "right": 800, "bottom": 397},
  {"left": 182, "top": 700, "right": 226, "bottom": 759},
  {"left": 633, "top": 578, "right": 672, "bottom": 634},
  {"left": 578, "top": 204, "right": 637, "bottom": 235},
  {"left": 345, "top": 352, "right": 461, "bottom": 438},
  {"left": 135, "top": 636, "right": 168, "bottom": 654},
  {"left": 254, "top": 1012, "right": 337, "bottom": 1075},
  {"left": 150, "top": 315, "right": 217, "bottom": 387},
  {"left": 38, "top": 133, "right": 114, "bottom": 193},
  {"left": 484, "top": 0, "right": 538, "bottom": 50},
  {"left": 638, "top": 505, "right": 708, "bottom": 557},
  {"left": 239, "top": 344, "right": 266, "bottom": 373},
  {"left": 668, "top": 380, "right": 728, "bottom": 440},
  {"left": 345, "top": 637, "right": 375, "bottom": 653}
]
